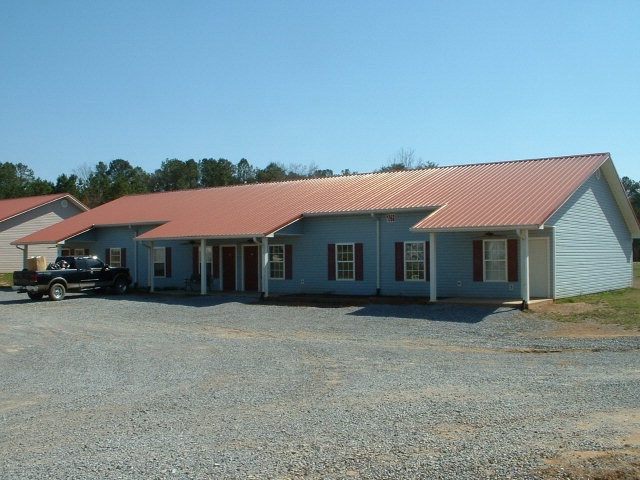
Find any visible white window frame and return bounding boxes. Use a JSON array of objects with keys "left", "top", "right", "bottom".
[
  {"left": 336, "top": 243, "right": 355, "bottom": 281},
  {"left": 404, "top": 241, "right": 425, "bottom": 281},
  {"left": 269, "top": 244, "right": 285, "bottom": 280},
  {"left": 196, "top": 246, "right": 214, "bottom": 276},
  {"left": 153, "top": 246, "right": 166, "bottom": 278},
  {"left": 483, "top": 239, "right": 507, "bottom": 282},
  {"left": 109, "top": 248, "right": 122, "bottom": 267}
]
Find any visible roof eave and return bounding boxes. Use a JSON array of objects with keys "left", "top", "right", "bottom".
[{"left": 410, "top": 224, "right": 544, "bottom": 233}]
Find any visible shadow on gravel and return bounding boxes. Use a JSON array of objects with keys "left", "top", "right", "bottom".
[{"left": 346, "top": 303, "right": 518, "bottom": 323}]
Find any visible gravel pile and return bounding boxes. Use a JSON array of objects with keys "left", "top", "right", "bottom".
[{"left": 1, "top": 290, "right": 639, "bottom": 479}]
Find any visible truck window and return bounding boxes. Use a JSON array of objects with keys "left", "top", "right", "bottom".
[{"left": 86, "top": 258, "right": 104, "bottom": 270}]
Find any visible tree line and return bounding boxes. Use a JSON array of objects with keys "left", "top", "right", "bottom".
[{"left": 0, "top": 148, "right": 437, "bottom": 207}]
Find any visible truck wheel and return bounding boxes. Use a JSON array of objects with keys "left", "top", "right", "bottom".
[
  {"left": 113, "top": 276, "right": 128, "bottom": 294},
  {"left": 49, "top": 283, "right": 66, "bottom": 301},
  {"left": 27, "top": 292, "right": 44, "bottom": 300}
]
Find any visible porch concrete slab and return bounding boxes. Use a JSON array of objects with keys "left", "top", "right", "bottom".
[{"left": 437, "top": 297, "right": 554, "bottom": 311}]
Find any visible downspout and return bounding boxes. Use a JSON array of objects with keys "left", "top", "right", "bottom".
[
  {"left": 200, "top": 238, "right": 207, "bottom": 295},
  {"left": 261, "top": 237, "right": 269, "bottom": 299},
  {"left": 14, "top": 244, "right": 27, "bottom": 269},
  {"left": 429, "top": 232, "right": 437, "bottom": 302},
  {"left": 373, "top": 214, "right": 381, "bottom": 295}
]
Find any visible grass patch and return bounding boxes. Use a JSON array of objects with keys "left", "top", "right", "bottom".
[
  {"left": 552, "top": 263, "right": 640, "bottom": 328},
  {"left": 0, "top": 272, "right": 12, "bottom": 287}
]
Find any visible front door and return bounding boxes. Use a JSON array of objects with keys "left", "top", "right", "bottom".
[
  {"left": 243, "top": 245, "right": 260, "bottom": 291},
  {"left": 222, "top": 246, "right": 236, "bottom": 291},
  {"left": 529, "top": 238, "right": 550, "bottom": 298}
]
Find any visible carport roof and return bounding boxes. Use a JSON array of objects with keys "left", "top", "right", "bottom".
[{"left": 13, "top": 153, "right": 639, "bottom": 245}]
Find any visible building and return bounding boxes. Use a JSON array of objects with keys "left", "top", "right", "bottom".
[
  {"left": 13, "top": 153, "right": 640, "bottom": 302},
  {"left": 1, "top": 194, "right": 88, "bottom": 272}
]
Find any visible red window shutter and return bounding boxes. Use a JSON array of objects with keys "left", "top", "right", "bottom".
[
  {"left": 328, "top": 244, "right": 336, "bottom": 281},
  {"left": 507, "top": 239, "right": 518, "bottom": 282},
  {"left": 473, "top": 240, "right": 483, "bottom": 282},
  {"left": 165, "top": 247, "right": 172, "bottom": 278},
  {"left": 105, "top": 249, "right": 110, "bottom": 265},
  {"left": 121, "top": 248, "right": 127, "bottom": 267},
  {"left": 425, "top": 241, "right": 430, "bottom": 281},
  {"left": 395, "top": 242, "right": 404, "bottom": 281},
  {"left": 285, "top": 244, "right": 293, "bottom": 280},
  {"left": 355, "top": 243, "right": 364, "bottom": 281},
  {"left": 192, "top": 246, "right": 199, "bottom": 274}
]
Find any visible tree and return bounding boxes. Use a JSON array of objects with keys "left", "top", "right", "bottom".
[
  {"left": 378, "top": 148, "right": 438, "bottom": 172},
  {"left": 256, "top": 162, "right": 287, "bottom": 183},
  {"left": 622, "top": 176, "right": 640, "bottom": 261},
  {"left": 236, "top": 158, "right": 257, "bottom": 184},
  {"left": 105, "top": 159, "right": 150, "bottom": 201},
  {"left": 200, "top": 158, "right": 236, "bottom": 187},
  {"left": 54, "top": 173, "right": 82, "bottom": 198},
  {"left": 152, "top": 158, "right": 200, "bottom": 192},
  {"left": 0, "top": 162, "right": 53, "bottom": 199}
]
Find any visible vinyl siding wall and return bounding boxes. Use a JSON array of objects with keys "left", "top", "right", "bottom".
[
  {"left": 0, "top": 201, "right": 84, "bottom": 271},
  {"left": 269, "top": 212, "right": 432, "bottom": 296},
  {"left": 548, "top": 171, "right": 633, "bottom": 298}
]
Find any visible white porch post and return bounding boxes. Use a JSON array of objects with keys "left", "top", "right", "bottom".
[
  {"left": 261, "top": 237, "right": 269, "bottom": 298},
  {"left": 200, "top": 238, "right": 207, "bottom": 295},
  {"left": 520, "top": 229, "right": 530, "bottom": 304},
  {"left": 429, "top": 232, "right": 437, "bottom": 303},
  {"left": 149, "top": 241, "right": 155, "bottom": 293},
  {"left": 22, "top": 245, "right": 29, "bottom": 269}
]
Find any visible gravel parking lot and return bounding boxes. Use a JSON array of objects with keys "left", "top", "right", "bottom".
[{"left": 1, "top": 289, "right": 639, "bottom": 479}]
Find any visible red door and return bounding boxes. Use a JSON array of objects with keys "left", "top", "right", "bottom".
[
  {"left": 243, "top": 245, "right": 259, "bottom": 291},
  {"left": 222, "top": 246, "right": 236, "bottom": 291}
]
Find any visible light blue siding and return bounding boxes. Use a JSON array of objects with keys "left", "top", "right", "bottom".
[
  {"left": 436, "top": 232, "right": 522, "bottom": 299},
  {"left": 548, "top": 171, "right": 633, "bottom": 298}
]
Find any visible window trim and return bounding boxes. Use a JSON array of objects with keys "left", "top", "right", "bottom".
[
  {"left": 335, "top": 243, "right": 355, "bottom": 281},
  {"left": 483, "top": 239, "right": 507, "bottom": 282},
  {"left": 269, "top": 244, "right": 285, "bottom": 280},
  {"left": 404, "top": 241, "right": 426, "bottom": 281}
]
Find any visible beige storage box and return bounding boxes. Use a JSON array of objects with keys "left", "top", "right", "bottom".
[{"left": 27, "top": 256, "right": 47, "bottom": 271}]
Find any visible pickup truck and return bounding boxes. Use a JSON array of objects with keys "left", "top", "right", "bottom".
[{"left": 13, "top": 255, "right": 132, "bottom": 301}]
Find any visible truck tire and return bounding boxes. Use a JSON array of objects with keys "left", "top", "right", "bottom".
[
  {"left": 27, "top": 292, "right": 44, "bottom": 300},
  {"left": 113, "top": 276, "right": 128, "bottom": 294},
  {"left": 49, "top": 283, "right": 66, "bottom": 301}
]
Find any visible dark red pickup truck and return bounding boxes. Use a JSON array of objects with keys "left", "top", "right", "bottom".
[{"left": 13, "top": 255, "right": 132, "bottom": 301}]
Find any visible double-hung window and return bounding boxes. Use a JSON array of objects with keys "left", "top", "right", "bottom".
[
  {"left": 153, "top": 247, "right": 166, "bottom": 277},
  {"left": 336, "top": 243, "right": 355, "bottom": 280},
  {"left": 109, "top": 248, "right": 122, "bottom": 267},
  {"left": 404, "top": 242, "right": 425, "bottom": 281},
  {"left": 269, "top": 245, "right": 285, "bottom": 279},
  {"left": 483, "top": 239, "right": 507, "bottom": 282}
]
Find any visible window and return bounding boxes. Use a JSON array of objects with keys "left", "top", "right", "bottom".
[
  {"left": 404, "top": 242, "right": 425, "bottom": 280},
  {"left": 61, "top": 248, "right": 90, "bottom": 256},
  {"left": 483, "top": 239, "right": 507, "bottom": 282},
  {"left": 336, "top": 243, "right": 355, "bottom": 280},
  {"left": 109, "top": 248, "right": 122, "bottom": 267},
  {"left": 269, "top": 245, "right": 285, "bottom": 279},
  {"left": 154, "top": 247, "right": 166, "bottom": 277}
]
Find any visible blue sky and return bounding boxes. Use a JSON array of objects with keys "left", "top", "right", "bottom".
[{"left": 2, "top": 1, "right": 639, "bottom": 182}]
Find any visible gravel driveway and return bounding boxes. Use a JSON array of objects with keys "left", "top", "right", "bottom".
[{"left": 1, "top": 289, "right": 639, "bottom": 479}]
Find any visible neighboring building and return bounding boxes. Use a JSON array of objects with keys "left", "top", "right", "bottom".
[
  {"left": 1, "top": 194, "right": 88, "bottom": 272},
  {"left": 13, "top": 153, "right": 640, "bottom": 302}
]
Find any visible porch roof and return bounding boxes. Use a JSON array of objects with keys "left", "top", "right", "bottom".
[{"left": 14, "top": 153, "right": 637, "bottom": 245}]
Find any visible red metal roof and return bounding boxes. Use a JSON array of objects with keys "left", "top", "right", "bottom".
[
  {"left": 15, "top": 153, "right": 634, "bottom": 245},
  {"left": 0, "top": 193, "right": 87, "bottom": 223}
]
